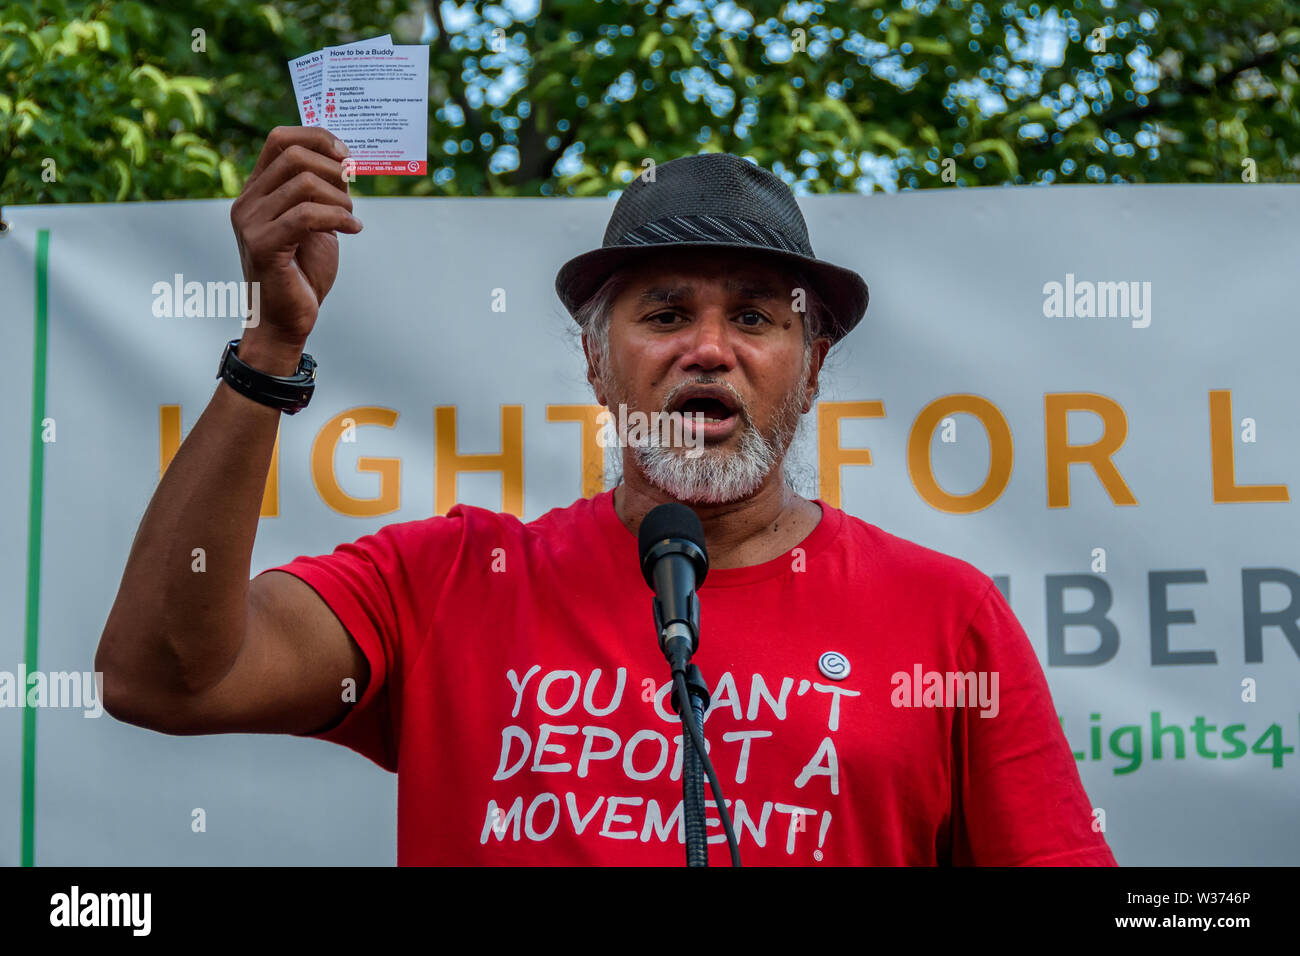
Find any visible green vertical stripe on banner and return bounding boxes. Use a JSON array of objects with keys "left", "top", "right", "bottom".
[{"left": 22, "top": 229, "right": 50, "bottom": 867}]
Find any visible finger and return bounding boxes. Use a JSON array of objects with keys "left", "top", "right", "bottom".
[
  {"left": 257, "top": 202, "right": 362, "bottom": 252},
  {"left": 247, "top": 126, "right": 348, "bottom": 189},
  {"left": 259, "top": 170, "right": 355, "bottom": 224},
  {"left": 240, "top": 144, "right": 351, "bottom": 210}
]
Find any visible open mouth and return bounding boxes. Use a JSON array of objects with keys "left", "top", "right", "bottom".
[
  {"left": 669, "top": 386, "right": 742, "bottom": 426},
  {"left": 676, "top": 396, "right": 736, "bottom": 422}
]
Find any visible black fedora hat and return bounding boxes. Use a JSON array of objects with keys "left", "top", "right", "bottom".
[{"left": 554, "top": 152, "right": 869, "bottom": 345}]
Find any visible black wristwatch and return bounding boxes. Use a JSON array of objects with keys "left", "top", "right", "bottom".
[{"left": 216, "top": 339, "right": 317, "bottom": 415}]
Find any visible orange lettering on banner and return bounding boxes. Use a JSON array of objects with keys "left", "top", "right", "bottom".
[
  {"left": 311, "top": 407, "right": 401, "bottom": 517},
  {"left": 908, "top": 395, "right": 1013, "bottom": 514},
  {"left": 1044, "top": 393, "right": 1137, "bottom": 509},
  {"left": 160, "top": 404, "right": 279, "bottom": 517},
  {"left": 435, "top": 405, "right": 524, "bottom": 517},
  {"left": 546, "top": 404, "right": 606, "bottom": 499},
  {"left": 817, "top": 401, "right": 884, "bottom": 508},
  {"left": 1209, "top": 390, "right": 1289, "bottom": 503}
]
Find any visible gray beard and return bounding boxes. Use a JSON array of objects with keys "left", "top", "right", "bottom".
[{"left": 601, "top": 351, "right": 810, "bottom": 506}]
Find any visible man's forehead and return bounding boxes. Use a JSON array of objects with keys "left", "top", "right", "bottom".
[{"left": 619, "top": 253, "right": 796, "bottom": 301}]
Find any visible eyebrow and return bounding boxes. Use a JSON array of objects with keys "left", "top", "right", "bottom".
[{"left": 637, "top": 276, "right": 784, "bottom": 305}]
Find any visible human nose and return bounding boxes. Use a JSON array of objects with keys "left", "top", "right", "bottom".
[{"left": 676, "top": 310, "right": 736, "bottom": 374}]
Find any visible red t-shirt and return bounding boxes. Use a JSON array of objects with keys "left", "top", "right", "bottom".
[{"left": 268, "top": 490, "right": 1116, "bottom": 866}]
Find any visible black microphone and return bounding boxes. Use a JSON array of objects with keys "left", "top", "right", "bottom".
[
  {"left": 638, "top": 502, "right": 708, "bottom": 673},
  {"left": 638, "top": 502, "right": 741, "bottom": 865}
]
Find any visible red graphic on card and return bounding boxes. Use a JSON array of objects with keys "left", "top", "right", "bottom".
[{"left": 351, "top": 160, "right": 427, "bottom": 176}]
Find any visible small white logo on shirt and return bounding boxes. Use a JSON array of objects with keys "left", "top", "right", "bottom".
[{"left": 817, "top": 652, "right": 850, "bottom": 680}]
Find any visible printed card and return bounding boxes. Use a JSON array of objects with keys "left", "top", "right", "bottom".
[{"left": 288, "top": 35, "right": 391, "bottom": 129}]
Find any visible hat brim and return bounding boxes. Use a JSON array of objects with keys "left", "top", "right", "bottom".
[{"left": 555, "top": 240, "right": 868, "bottom": 345}]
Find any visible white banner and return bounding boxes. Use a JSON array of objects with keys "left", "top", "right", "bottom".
[{"left": 1, "top": 184, "right": 1297, "bottom": 864}]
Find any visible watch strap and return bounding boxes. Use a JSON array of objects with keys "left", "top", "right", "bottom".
[{"left": 217, "top": 339, "right": 316, "bottom": 414}]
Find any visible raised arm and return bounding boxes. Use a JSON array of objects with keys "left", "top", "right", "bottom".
[{"left": 96, "top": 126, "right": 367, "bottom": 736}]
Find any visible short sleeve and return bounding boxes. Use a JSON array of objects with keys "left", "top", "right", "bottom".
[
  {"left": 260, "top": 513, "right": 467, "bottom": 773},
  {"left": 951, "top": 582, "right": 1117, "bottom": 866}
]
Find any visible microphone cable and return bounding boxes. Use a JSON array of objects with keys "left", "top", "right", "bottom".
[{"left": 673, "top": 669, "right": 741, "bottom": 867}]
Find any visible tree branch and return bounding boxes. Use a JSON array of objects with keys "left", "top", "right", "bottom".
[{"left": 1101, "top": 41, "right": 1296, "bottom": 130}]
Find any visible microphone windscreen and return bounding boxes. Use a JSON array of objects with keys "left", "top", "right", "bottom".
[{"left": 638, "top": 502, "right": 706, "bottom": 575}]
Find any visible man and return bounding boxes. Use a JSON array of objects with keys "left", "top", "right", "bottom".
[{"left": 97, "top": 128, "right": 1116, "bottom": 866}]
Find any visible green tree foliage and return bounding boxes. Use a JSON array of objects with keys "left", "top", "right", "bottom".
[{"left": 2, "top": 0, "right": 1297, "bottom": 206}]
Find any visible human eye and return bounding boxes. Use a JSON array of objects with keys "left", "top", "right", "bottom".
[{"left": 735, "top": 310, "right": 772, "bottom": 328}]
